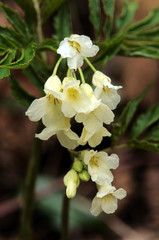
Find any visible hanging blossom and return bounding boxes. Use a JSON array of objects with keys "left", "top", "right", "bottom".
[
  {"left": 25, "top": 75, "right": 79, "bottom": 149},
  {"left": 93, "top": 71, "right": 122, "bottom": 110},
  {"left": 57, "top": 34, "right": 99, "bottom": 69},
  {"left": 83, "top": 150, "right": 119, "bottom": 185},
  {"left": 26, "top": 34, "right": 126, "bottom": 215},
  {"left": 91, "top": 184, "right": 127, "bottom": 216}
]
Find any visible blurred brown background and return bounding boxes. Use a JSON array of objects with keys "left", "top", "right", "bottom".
[{"left": 0, "top": 0, "right": 159, "bottom": 239}]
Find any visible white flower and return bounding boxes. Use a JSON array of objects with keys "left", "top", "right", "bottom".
[
  {"left": 93, "top": 71, "right": 122, "bottom": 110},
  {"left": 83, "top": 150, "right": 119, "bottom": 185},
  {"left": 79, "top": 127, "right": 111, "bottom": 147},
  {"left": 91, "top": 185, "right": 127, "bottom": 216},
  {"left": 61, "top": 79, "right": 92, "bottom": 118},
  {"left": 26, "top": 75, "right": 79, "bottom": 149},
  {"left": 75, "top": 102, "right": 114, "bottom": 134},
  {"left": 57, "top": 34, "right": 99, "bottom": 69}
]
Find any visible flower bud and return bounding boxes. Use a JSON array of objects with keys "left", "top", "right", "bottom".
[
  {"left": 64, "top": 169, "right": 79, "bottom": 198},
  {"left": 79, "top": 170, "right": 90, "bottom": 182},
  {"left": 73, "top": 159, "right": 83, "bottom": 172}
]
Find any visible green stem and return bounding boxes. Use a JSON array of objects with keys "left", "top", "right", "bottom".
[
  {"left": 20, "top": 122, "right": 42, "bottom": 240},
  {"left": 53, "top": 57, "right": 63, "bottom": 76},
  {"left": 32, "top": 0, "right": 47, "bottom": 62},
  {"left": 78, "top": 67, "right": 85, "bottom": 84},
  {"left": 104, "top": 143, "right": 129, "bottom": 153},
  {"left": 84, "top": 57, "right": 96, "bottom": 73},
  {"left": 61, "top": 193, "right": 70, "bottom": 240}
]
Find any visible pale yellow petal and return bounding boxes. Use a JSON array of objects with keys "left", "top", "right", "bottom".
[
  {"left": 101, "top": 195, "right": 117, "bottom": 214},
  {"left": 90, "top": 197, "right": 102, "bottom": 216}
]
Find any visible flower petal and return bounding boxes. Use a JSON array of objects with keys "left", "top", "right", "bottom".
[
  {"left": 113, "top": 188, "right": 127, "bottom": 200},
  {"left": 101, "top": 195, "right": 118, "bottom": 214},
  {"left": 90, "top": 196, "right": 102, "bottom": 216}
]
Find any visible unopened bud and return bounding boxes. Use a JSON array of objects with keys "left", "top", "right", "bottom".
[
  {"left": 64, "top": 169, "right": 79, "bottom": 198},
  {"left": 73, "top": 160, "right": 83, "bottom": 172},
  {"left": 79, "top": 170, "right": 90, "bottom": 182}
]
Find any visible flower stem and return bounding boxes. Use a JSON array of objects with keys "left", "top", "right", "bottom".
[
  {"left": 20, "top": 122, "right": 42, "bottom": 240},
  {"left": 53, "top": 57, "right": 63, "bottom": 76},
  {"left": 84, "top": 57, "right": 96, "bottom": 73},
  {"left": 78, "top": 67, "right": 85, "bottom": 84},
  {"left": 32, "top": 0, "right": 47, "bottom": 62},
  {"left": 61, "top": 193, "right": 70, "bottom": 240},
  {"left": 104, "top": 143, "right": 129, "bottom": 153}
]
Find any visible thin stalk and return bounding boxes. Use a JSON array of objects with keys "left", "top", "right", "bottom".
[
  {"left": 61, "top": 193, "right": 70, "bottom": 240},
  {"left": 104, "top": 143, "right": 129, "bottom": 153},
  {"left": 32, "top": 0, "right": 47, "bottom": 62},
  {"left": 78, "top": 67, "right": 85, "bottom": 84},
  {"left": 20, "top": 122, "right": 42, "bottom": 240},
  {"left": 84, "top": 57, "right": 96, "bottom": 73},
  {"left": 52, "top": 57, "right": 63, "bottom": 76}
]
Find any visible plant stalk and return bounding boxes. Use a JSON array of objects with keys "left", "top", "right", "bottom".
[
  {"left": 61, "top": 193, "right": 70, "bottom": 240},
  {"left": 20, "top": 122, "right": 42, "bottom": 240}
]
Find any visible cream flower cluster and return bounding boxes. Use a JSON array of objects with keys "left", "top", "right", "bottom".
[
  {"left": 25, "top": 34, "right": 126, "bottom": 216},
  {"left": 64, "top": 149, "right": 126, "bottom": 216},
  {"left": 26, "top": 34, "right": 121, "bottom": 149}
]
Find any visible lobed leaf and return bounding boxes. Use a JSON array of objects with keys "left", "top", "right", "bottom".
[
  {"left": 102, "top": 0, "right": 115, "bottom": 37},
  {"left": 128, "top": 139, "right": 159, "bottom": 152},
  {"left": 0, "top": 43, "right": 36, "bottom": 69},
  {"left": 0, "top": 3, "right": 30, "bottom": 39},
  {"left": 115, "top": 1, "right": 138, "bottom": 33},
  {"left": 38, "top": 39, "right": 58, "bottom": 52},
  {"left": 130, "top": 104, "right": 159, "bottom": 139},
  {"left": 41, "top": 0, "right": 66, "bottom": 23},
  {"left": 53, "top": 2, "right": 71, "bottom": 41},
  {"left": 14, "top": 0, "right": 36, "bottom": 21},
  {"left": 9, "top": 75, "right": 35, "bottom": 107},
  {"left": 129, "top": 8, "right": 159, "bottom": 33},
  {"left": 88, "top": 0, "right": 101, "bottom": 37},
  {"left": 111, "top": 83, "right": 152, "bottom": 145}
]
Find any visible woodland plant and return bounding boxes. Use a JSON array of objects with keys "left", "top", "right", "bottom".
[{"left": 0, "top": 0, "right": 159, "bottom": 240}]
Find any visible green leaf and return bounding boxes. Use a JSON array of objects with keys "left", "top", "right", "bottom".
[
  {"left": 23, "top": 65, "right": 44, "bottom": 93},
  {"left": 111, "top": 83, "right": 152, "bottom": 145},
  {"left": 115, "top": 1, "right": 138, "bottom": 33},
  {"left": 102, "top": 0, "right": 115, "bottom": 37},
  {"left": 0, "top": 51, "right": 16, "bottom": 79},
  {"left": 9, "top": 75, "right": 35, "bottom": 107},
  {"left": 147, "top": 122, "right": 159, "bottom": 140},
  {"left": 88, "top": 0, "right": 101, "bottom": 37},
  {"left": 96, "top": 33, "right": 124, "bottom": 68},
  {"left": 120, "top": 41, "right": 159, "bottom": 59},
  {"left": 38, "top": 39, "right": 58, "bottom": 52},
  {"left": 0, "top": 3, "right": 30, "bottom": 39},
  {"left": 14, "top": 0, "right": 36, "bottom": 21},
  {"left": 0, "top": 26, "right": 24, "bottom": 47},
  {"left": 0, "top": 43, "right": 36, "bottom": 69},
  {"left": 128, "top": 139, "right": 159, "bottom": 152},
  {"left": 41, "top": 0, "right": 66, "bottom": 23},
  {"left": 129, "top": 8, "right": 159, "bottom": 33},
  {"left": 53, "top": 2, "right": 71, "bottom": 41},
  {"left": 130, "top": 104, "right": 159, "bottom": 139}
]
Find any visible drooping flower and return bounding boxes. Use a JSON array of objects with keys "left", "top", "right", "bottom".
[
  {"left": 61, "top": 79, "right": 92, "bottom": 118},
  {"left": 91, "top": 184, "right": 127, "bottom": 216},
  {"left": 26, "top": 75, "right": 79, "bottom": 149},
  {"left": 57, "top": 34, "right": 99, "bottom": 69},
  {"left": 83, "top": 150, "right": 119, "bottom": 185},
  {"left": 79, "top": 127, "right": 111, "bottom": 147},
  {"left": 93, "top": 71, "right": 122, "bottom": 110}
]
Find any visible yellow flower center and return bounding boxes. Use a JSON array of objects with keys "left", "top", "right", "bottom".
[
  {"left": 103, "top": 86, "right": 111, "bottom": 94},
  {"left": 67, "top": 88, "right": 79, "bottom": 100},
  {"left": 68, "top": 40, "right": 81, "bottom": 53},
  {"left": 46, "top": 93, "right": 59, "bottom": 105},
  {"left": 89, "top": 156, "right": 99, "bottom": 168}
]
